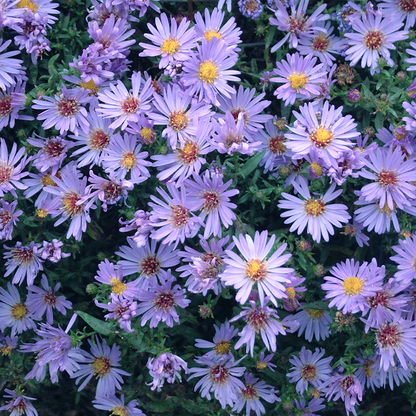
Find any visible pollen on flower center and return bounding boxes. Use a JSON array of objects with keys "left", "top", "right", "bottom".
[
  {"left": 286, "top": 287, "right": 296, "bottom": 299},
  {"left": 178, "top": 141, "right": 200, "bottom": 165},
  {"left": 307, "top": 309, "right": 324, "bottom": 320},
  {"left": 111, "top": 406, "right": 129, "bottom": 416},
  {"left": 304, "top": 199, "right": 326, "bottom": 217},
  {"left": 120, "top": 151, "right": 137, "bottom": 170},
  {"left": 92, "top": 356, "right": 112, "bottom": 376},
  {"left": 242, "top": 384, "right": 259, "bottom": 399},
  {"left": 155, "top": 291, "right": 175, "bottom": 310},
  {"left": 17, "top": 0, "right": 39, "bottom": 12},
  {"left": 301, "top": 364, "right": 317, "bottom": 381},
  {"left": 205, "top": 29, "right": 223, "bottom": 41},
  {"left": 244, "top": 0, "right": 262, "bottom": 12},
  {"left": 399, "top": 0, "right": 416, "bottom": 13},
  {"left": 168, "top": 110, "right": 189, "bottom": 132},
  {"left": 0, "top": 210, "right": 12, "bottom": 226},
  {"left": 202, "top": 191, "right": 220, "bottom": 212},
  {"left": 62, "top": 191, "right": 84, "bottom": 218},
  {"left": 57, "top": 97, "right": 79, "bottom": 117},
  {"left": 140, "top": 255, "right": 161, "bottom": 276},
  {"left": 312, "top": 33, "right": 330, "bottom": 52},
  {"left": 210, "top": 364, "right": 229, "bottom": 384},
  {"left": 245, "top": 259, "right": 268, "bottom": 282},
  {"left": 364, "top": 30, "right": 385, "bottom": 50},
  {"left": 368, "top": 291, "right": 389, "bottom": 308},
  {"left": 0, "top": 95, "right": 12, "bottom": 116},
  {"left": 377, "top": 323, "right": 401, "bottom": 348},
  {"left": 41, "top": 173, "right": 58, "bottom": 187},
  {"left": 122, "top": 96, "right": 140, "bottom": 114},
  {"left": 43, "top": 291, "right": 58, "bottom": 307},
  {"left": 340, "top": 375, "right": 355, "bottom": 391},
  {"left": 309, "top": 126, "right": 334, "bottom": 148},
  {"left": 141, "top": 127, "right": 156, "bottom": 144},
  {"left": 311, "top": 162, "right": 323, "bottom": 177},
  {"left": 161, "top": 37, "right": 180, "bottom": 55},
  {"left": 0, "top": 162, "right": 13, "bottom": 185},
  {"left": 12, "top": 246, "right": 34, "bottom": 265},
  {"left": 45, "top": 140, "right": 65, "bottom": 158},
  {"left": 225, "top": 131, "right": 244, "bottom": 149},
  {"left": 215, "top": 340, "right": 231, "bottom": 355},
  {"left": 88, "top": 128, "right": 110, "bottom": 151},
  {"left": 103, "top": 182, "right": 123, "bottom": 202},
  {"left": 288, "top": 15, "right": 307, "bottom": 33},
  {"left": 198, "top": 61, "right": 219, "bottom": 84},
  {"left": 343, "top": 276, "right": 365, "bottom": 296},
  {"left": 170, "top": 204, "right": 189, "bottom": 228},
  {"left": 11, "top": 303, "right": 28, "bottom": 320},
  {"left": 378, "top": 170, "right": 398, "bottom": 187},
  {"left": 247, "top": 309, "right": 268, "bottom": 330},
  {"left": 288, "top": 72, "right": 309, "bottom": 91},
  {"left": 110, "top": 277, "right": 127, "bottom": 295},
  {"left": 269, "top": 135, "right": 287, "bottom": 155},
  {"left": 364, "top": 359, "right": 375, "bottom": 377}
]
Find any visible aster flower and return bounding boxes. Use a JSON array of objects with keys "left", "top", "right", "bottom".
[
  {"left": 377, "top": 356, "right": 413, "bottom": 390},
  {"left": 0, "top": 334, "right": 18, "bottom": 356},
  {"left": 96, "top": 296, "right": 138, "bottom": 333},
  {"left": 0, "top": 199, "right": 22, "bottom": 240},
  {"left": 292, "top": 306, "right": 332, "bottom": 342},
  {"left": 72, "top": 337, "right": 131, "bottom": 396},
  {"left": 322, "top": 258, "right": 384, "bottom": 314},
  {"left": 93, "top": 394, "right": 145, "bottom": 416},
  {"left": 182, "top": 37, "right": 240, "bottom": 104},
  {"left": 391, "top": 236, "right": 416, "bottom": 283},
  {"left": 239, "top": 0, "right": 263, "bottom": 18},
  {"left": 0, "top": 282, "right": 36, "bottom": 336},
  {"left": 344, "top": 12, "right": 408, "bottom": 75},
  {"left": 278, "top": 181, "right": 351, "bottom": 243},
  {"left": 271, "top": 53, "right": 327, "bottom": 106},
  {"left": 283, "top": 273, "right": 307, "bottom": 312},
  {"left": 26, "top": 274, "right": 72, "bottom": 324},
  {"left": 377, "top": 124, "right": 416, "bottom": 156},
  {"left": 32, "top": 85, "right": 92, "bottom": 136},
  {"left": 287, "top": 347, "right": 332, "bottom": 394},
  {"left": 285, "top": 100, "right": 359, "bottom": 168},
  {"left": 0, "top": 389, "right": 38, "bottom": 416},
  {"left": 405, "top": 42, "right": 416, "bottom": 71},
  {"left": 39, "top": 239, "right": 70, "bottom": 263},
  {"left": 126, "top": 114, "right": 157, "bottom": 145},
  {"left": 355, "top": 353, "right": 381, "bottom": 392},
  {"left": 341, "top": 219, "right": 370, "bottom": 248},
  {"left": 188, "top": 354, "right": 246, "bottom": 409},
  {"left": 232, "top": 373, "right": 280, "bottom": 416},
  {"left": 139, "top": 12, "right": 197, "bottom": 69},
  {"left": 256, "top": 352, "right": 276, "bottom": 372},
  {"left": 147, "top": 352, "right": 188, "bottom": 391},
  {"left": 0, "top": 39, "right": 24, "bottom": 90},
  {"left": 379, "top": 0, "right": 416, "bottom": 30},
  {"left": 291, "top": 398, "right": 326, "bottom": 416},
  {"left": 220, "top": 230, "right": 293, "bottom": 306},
  {"left": 229, "top": 297, "right": 287, "bottom": 356}
]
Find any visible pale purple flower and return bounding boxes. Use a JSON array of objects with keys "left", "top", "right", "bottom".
[
  {"left": 96, "top": 296, "right": 138, "bottom": 333},
  {"left": 119, "top": 210, "right": 154, "bottom": 247},
  {"left": 0, "top": 199, "right": 22, "bottom": 240},
  {"left": 291, "top": 398, "right": 326, "bottom": 416},
  {"left": 0, "top": 39, "right": 24, "bottom": 90},
  {"left": 391, "top": 236, "right": 416, "bottom": 283},
  {"left": 291, "top": 306, "right": 332, "bottom": 342},
  {"left": 93, "top": 394, "right": 145, "bottom": 416},
  {"left": 239, "top": 0, "right": 263, "bottom": 19},
  {"left": 355, "top": 353, "right": 381, "bottom": 392},
  {"left": 341, "top": 219, "right": 370, "bottom": 247},
  {"left": 39, "top": 239, "right": 70, "bottom": 263},
  {"left": 0, "top": 389, "right": 38, "bottom": 416},
  {"left": 256, "top": 352, "right": 276, "bottom": 372},
  {"left": 377, "top": 356, "right": 413, "bottom": 390},
  {"left": 0, "top": 334, "right": 18, "bottom": 356},
  {"left": 379, "top": 0, "right": 416, "bottom": 30}
]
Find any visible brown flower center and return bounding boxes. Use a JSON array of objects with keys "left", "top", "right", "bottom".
[
  {"left": 245, "top": 259, "right": 267, "bottom": 282},
  {"left": 92, "top": 356, "right": 112, "bottom": 376},
  {"left": 0, "top": 95, "right": 12, "bottom": 117},
  {"left": 301, "top": 364, "right": 317, "bottom": 381},
  {"left": 140, "top": 255, "right": 161, "bottom": 276},
  {"left": 57, "top": 97, "right": 79, "bottom": 117},
  {"left": 363, "top": 30, "right": 385, "bottom": 50},
  {"left": 170, "top": 204, "right": 189, "bottom": 229},
  {"left": 122, "top": 96, "right": 140, "bottom": 114},
  {"left": 168, "top": 111, "right": 189, "bottom": 132},
  {"left": 88, "top": 128, "right": 110, "bottom": 151},
  {"left": 377, "top": 323, "right": 401, "bottom": 348},
  {"left": 62, "top": 191, "right": 84, "bottom": 218},
  {"left": 155, "top": 291, "right": 175, "bottom": 310},
  {"left": 378, "top": 170, "right": 398, "bottom": 187}
]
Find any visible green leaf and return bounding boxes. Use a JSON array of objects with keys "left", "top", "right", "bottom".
[
  {"left": 240, "top": 151, "right": 266, "bottom": 179},
  {"left": 76, "top": 311, "right": 113, "bottom": 336},
  {"left": 265, "top": 25, "right": 276, "bottom": 50},
  {"left": 374, "top": 112, "right": 384, "bottom": 130}
]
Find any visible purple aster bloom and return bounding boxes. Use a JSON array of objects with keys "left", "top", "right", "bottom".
[
  {"left": 403, "top": 101, "right": 416, "bottom": 132},
  {"left": 270, "top": 53, "right": 327, "bottom": 106},
  {"left": 391, "top": 236, "right": 416, "bottom": 283},
  {"left": 137, "top": 269, "right": 190, "bottom": 328},
  {"left": 96, "top": 296, "right": 138, "bottom": 333},
  {"left": 188, "top": 354, "right": 246, "bottom": 409},
  {"left": 278, "top": 181, "right": 351, "bottom": 243},
  {"left": 0, "top": 389, "right": 38, "bottom": 416},
  {"left": 26, "top": 274, "right": 72, "bottom": 324},
  {"left": 0, "top": 137, "right": 28, "bottom": 198},
  {"left": 322, "top": 258, "right": 384, "bottom": 314},
  {"left": 0, "top": 282, "right": 36, "bottom": 336},
  {"left": 111, "top": 0, "right": 159, "bottom": 15},
  {"left": 341, "top": 219, "right": 370, "bottom": 248},
  {"left": 182, "top": 37, "right": 240, "bottom": 104},
  {"left": 184, "top": 173, "right": 239, "bottom": 238},
  {"left": 195, "top": 321, "right": 238, "bottom": 360},
  {"left": 139, "top": 12, "right": 197, "bottom": 69},
  {"left": 146, "top": 352, "right": 188, "bottom": 391},
  {"left": 72, "top": 337, "right": 131, "bottom": 396},
  {"left": 359, "top": 146, "right": 416, "bottom": 210},
  {"left": 0, "top": 334, "right": 18, "bottom": 356},
  {"left": 93, "top": 394, "right": 145, "bottom": 416},
  {"left": 256, "top": 352, "right": 276, "bottom": 372},
  {"left": 292, "top": 306, "right": 332, "bottom": 342},
  {"left": 232, "top": 373, "right": 280, "bottom": 416},
  {"left": 377, "top": 124, "right": 416, "bottom": 156},
  {"left": 291, "top": 398, "right": 325, "bottom": 416},
  {"left": 220, "top": 230, "right": 293, "bottom": 306},
  {"left": 0, "top": 199, "right": 22, "bottom": 240},
  {"left": 39, "top": 239, "right": 70, "bottom": 263},
  {"left": 101, "top": 132, "right": 151, "bottom": 183},
  {"left": 326, "top": 148, "right": 366, "bottom": 186},
  {"left": 239, "top": 0, "right": 263, "bottom": 19},
  {"left": 287, "top": 347, "right": 333, "bottom": 394},
  {"left": 380, "top": 0, "right": 416, "bottom": 31},
  {"left": 377, "top": 356, "right": 413, "bottom": 390},
  {"left": 355, "top": 353, "right": 381, "bottom": 392},
  {"left": 229, "top": 297, "right": 287, "bottom": 356},
  {"left": 269, "top": 0, "right": 329, "bottom": 52},
  {"left": 405, "top": 42, "right": 416, "bottom": 71},
  {"left": 32, "top": 85, "right": 92, "bottom": 136},
  {"left": 148, "top": 183, "right": 202, "bottom": 248},
  {"left": 324, "top": 374, "right": 363, "bottom": 416},
  {"left": 0, "top": 39, "right": 24, "bottom": 90},
  {"left": 344, "top": 12, "right": 408, "bottom": 75},
  {"left": 283, "top": 273, "right": 307, "bottom": 312},
  {"left": 3, "top": 241, "right": 43, "bottom": 286},
  {"left": 119, "top": 210, "right": 154, "bottom": 247},
  {"left": 87, "top": 0, "right": 132, "bottom": 24},
  {"left": 97, "top": 72, "right": 154, "bottom": 130},
  {"left": 285, "top": 101, "right": 359, "bottom": 168}
]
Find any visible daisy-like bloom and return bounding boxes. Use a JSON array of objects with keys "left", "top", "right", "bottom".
[
  {"left": 359, "top": 146, "right": 416, "bottom": 210},
  {"left": 96, "top": 296, "right": 138, "bottom": 333},
  {"left": 150, "top": 84, "right": 212, "bottom": 149},
  {"left": 188, "top": 354, "right": 246, "bottom": 409},
  {"left": 139, "top": 12, "right": 197, "bottom": 69},
  {"left": 291, "top": 398, "right": 326, "bottom": 416},
  {"left": 377, "top": 124, "right": 416, "bottom": 156},
  {"left": 39, "top": 239, "right": 70, "bottom": 263},
  {"left": 195, "top": 321, "right": 238, "bottom": 360},
  {"left": 324, "top": 374, "right": 363, "bottom": 416},
  {"left": 0, "top": 39, "right": 24, "bottom": 90},
  {"left": 379, "top": 0, "right": 416, "bottom": 30},
  {"left": 341, "top": 219, "right": 370, "bottom": 248},
  {"left": 375, "top": 312, "right": 416, "bottom": 371},
  {"left": 322, "top": 258, "right": 384, "bottom": 314},
  {"left": 3, "top": 241, "right": 43, "bottom": 286},
  {"left": 149, "top": 184, "right": 202, "bottom": 248},
  {"left": 146, "top": 352, "right": 188, "bottom": 391},
  {"left": 287, "top": 347, "right": 333, "bottom": 394},
  {"left": 283, "top": 273, "right": 307, "bottom": 312},
  {"left": 232, "top": 373, "right": 280, "bottom": 416},
  {"left": 0, "top": 199, "right": 22, "bottom": 240},
  {"left": 229, "top": 297, "right": 287, "bottom": 356},
  {"left": 239, "top": 0, "right": 263, "bottom": 19},
  {"left": 182, "top": 37, "right": 240, "bottom": 104},
  {"left": 278, "top": 181, "right": 351, "bottom": 243},
  {"left": 0, "top": 282, "right": 36, "bottom": 336},
  {"left": 26, "top": 274, "right": 72, "bottom": 324},
  {"left": 136, "top": 270, "right": 190, "bottom": 328},
  {"left": 184, "top": 173, "right": 239, "bottom": 238},
  {"left": 220, "top": 230, "right": 293, "bottom": 306},
  {"left": 119, "top": 210, "right": 154, "bottom": 248},
  {"left": 97, "top": 72, "right": 154, "bottom": 130},
  {"left": 270, "top": 53, "right": 327, "bottom": 106},
  {"left": 116, "top": 238, "right": 179, "bottom": 287},
  {"left": 377, "top": 357, "right": 413, "bottom": 390},
  {"left": 0, "top": 334, "right": 18, "bottom": 356},
  {"left": 72, "top": 337, "right": 131, "bottom": 396},
  {"left": 101, "top": 132, "right": 151, "bottom": 183},
  {"left": 0, "top": 389, "right": 38, "bottom": 416},
  {"left": 126, "top": 114, "right": 157, "bottom": 145},
  {"left": 285, "top": 101, "right": 359, "bottom": 168},
  {"left": 256, "top": 352, "right": 276, "bottom": 372},
  {"left": 291, "top": 306, "right": 332, "bottom": 342},
  {"left": 269, "top": 0, "right": 329, "bottom": 52},
  {"left": 93, "top": 394, "right": 145, "bottom": 416},
  {"left": 344, "top": 12, "right": 408, "bottom": 75},
  {"left": 355, "top": 353, "right": 381, "bottom": 392},
  {"left": 44, "top": 164, "right": 93, "bottom": 241},
  {"left": 32, "top": 85, "right": 92, "bottom": 136},
  {"left": 391, "top": 236, "right": 416, "bottom": 283},
  {"left": 0, "top": 137, "right": 28, "bottom": 198},
  {"left": 405, "top": 42, "right": 416, "bottom": 71}
]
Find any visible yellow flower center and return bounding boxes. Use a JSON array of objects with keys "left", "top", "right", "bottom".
[
  {"left": 36, "top": 208, "right": 49, "bottom": 219},
  {"left": 110, "top": 278, "right": 127, "bottom": 295},
  {"left": 198, "top": 61, "right": 219, "bottom": 84},
  {"left": 288, "top": 72, "right": 309, "bottom": 91},
  {"left": 304, "top": 199, "right": 326, "bottom": 217},
  {"left": 0, "top": 346, "right": 13, "bottom": 356},
  {"left": 111, "top": 406, "right": 129, "bottom": 416},
  {"left": 215, "top": 340, "right": 231, "bottom": 355},
  {"left": 121, "top": 151, "right": 137, "bottom": 170},
  {"left": 92, "top": 356, "right": 112, "bottom": 377},
  {"left": 17, "top": 0, "right": 39, "bottom": 11},
  {"left": 311, "top": 162, "right": 323, "bottom": 177},
  {"left": 307, "top": 309, "right": 324, "bottom": 320},
  {"left": 168, "top": 111, "right": 189, "bottom": 132},
  {"left": 286, "top": 287, "right": 296, "bottom": 299},
  {"left": 205, "top": 29, "right": 223, "bottom": 41},
  {"left": 177, "top": 141, "right": 200, "bottom": 165},
  {"left": 79, "top": 79, "right": 101, "bottom": 95},
  {"left": 62, "top": 191, "right": 84, "bottom": 218},
  {"left": 161, "top": 37, "right": 180, "bottom": 55},
  {"left": 310, "top": 126, "right": 334, "bottom": 148},
  {"left": 256, "top": 361, "right": 267, "bottom": 370},
  {"left": 11, "top": 303, "right": 28, "bottom": 320},
  {"left": 141, "top": 127, "right": 156, "bottom": 144},
  {"left": 41, "top": 173, "right": 57, "bottom": 187},
  {"left": 343, "top": 276, "right": 365, "bottom": 296},
  {"left": 245, "top": 259, "right": 267, "bottom": 282}
]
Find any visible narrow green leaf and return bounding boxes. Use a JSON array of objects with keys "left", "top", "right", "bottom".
[
  {"left": 240, "top": 151, "right": 266, "bottom": 179},
  {"left": 76, "top": 311, "right": 112, "bottom": 336}
]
